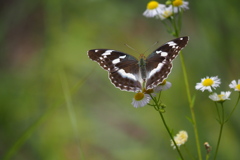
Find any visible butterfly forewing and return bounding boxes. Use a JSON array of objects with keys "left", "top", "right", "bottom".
[
  {"left": 87, "top": 36, "right": 189, "bottom": 92},
  {"left": 88, "top": 49, "right": 127, "bottom": 72},
  {"left": 145, "top": 36, "right": 189, "bottom": 89},
  {"left": 88, "top": 49, "right": 142, "bottom": 92}
]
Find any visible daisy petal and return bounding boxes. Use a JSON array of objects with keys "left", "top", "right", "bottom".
[
  {"left": 195, "top": 76, "right": 221, "bottom": 92},
  {"left": 132, "top": 93, "right": 151, "bottom": 108}
]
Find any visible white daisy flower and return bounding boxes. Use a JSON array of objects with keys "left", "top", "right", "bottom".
[
  {"left": 195, "top": 76, "right": 221, "bottom": 92},
  {"left": 143, "top": 1, "right": 166, "bottom": 18},
  {"left": 158, "top": 5, "right": 174, "bottom": 20},
  {"left": 171, "top": 130, "right": 188, "bottom": 149},
  {"left": 154, "top": 80, "right": 172, "bottom": 92},
  {"left": 209, "top": 91, "right": 231, "bottom": 102},
  {"left": 229, "top": 79, "right": 240, "bottom": 91},
  {"left": 172, "top": 0, "right": 189, "bottom": 11},
  {"left": 132, "top": 92, "right": 151, "bottom": 108}
]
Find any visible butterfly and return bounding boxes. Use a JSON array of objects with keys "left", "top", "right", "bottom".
[{"left": 87, "top": 36, "right": 189, "bottom": 92}]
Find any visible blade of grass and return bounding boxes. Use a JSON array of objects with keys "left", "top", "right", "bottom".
[
  {"left": 3, "top": 71, "right": 92, "bottom": 160},
  {"left": 60, "top": 72, "right": 85, "bottom": 160}
]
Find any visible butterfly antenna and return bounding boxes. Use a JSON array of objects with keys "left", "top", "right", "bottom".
[
  {"left": 124, "top": 43, "right": 140, "bottom": 54},
  {"left": 143, "top": 41, "right": 159, "bottom": 54}
]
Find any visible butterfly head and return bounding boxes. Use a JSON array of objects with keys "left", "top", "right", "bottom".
[{"left": 139, "top": 54, "right": 146, "bottom": 60}]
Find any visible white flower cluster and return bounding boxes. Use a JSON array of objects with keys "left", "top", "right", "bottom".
[
  {"left": 143, "top": 0, "right": 189, "bottom": 20},
  {"left": 195, "top": 76, "right": 240, "bottom": 102}
]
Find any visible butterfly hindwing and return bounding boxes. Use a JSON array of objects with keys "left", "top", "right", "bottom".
[
  {"left": 87, "top": 36, "right": 189, "bottom": 92},
  {"left": 145, "top": 36, "right": 189, "bottom": 89},
  {"left": 88, "top": 49, "right": 142, "bottom": 92}
]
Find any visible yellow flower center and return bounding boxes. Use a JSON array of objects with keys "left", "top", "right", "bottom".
[
  {"left": 160, "top": 80, "right": 167, "bottom": 85},
  {"left": 202, "top": 78, "right": 214, "bottom": 86},
  {"left": 178, "top": 132, "right": 188, "bottom": 142},
  {"left": 218, "top": 94, "right": 224, "bottom": 101},
  {"left": 134, "top": 92, "right": 145, "bottom": 101},
  {"left": 174, "top": 131, "right": 188, "bottom": 145},
  {"left": 147, "top": 1, "right": 159, "bottom": 10},
  {"left": 162, "top": 10, "right": 172, "bottom": 18},
  {"left": 236, "top": 84, "right": 240, "bottom": 91},
  {"left": 173, "top": 0, "right": 183, "bottom": 7}
]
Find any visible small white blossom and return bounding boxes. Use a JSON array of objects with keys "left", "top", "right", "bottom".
[
  {"left": 171, "top": 130, "right": 188, "bottom": 149},
  {"left": 132, "top": 92, "right": 151, "bottom": 108},
  {"left": 229, "top": 79, "right": 240, "bottom": 91},
  {"left": 154, "top": 80, "right": 172, "bottom": 92},
  {"left": 143, "top": 1, "right": 166, "bottom": 18},
  {"left": 157, "top": 5, "right": 174, "bottom": 20},
  {"left": 209, "top": 91, "right": 231, "bottom": 102},
  {"left": 195, "top": 76, "right": 221, "bottom": 92},
  {"left": 172, "top": 0, "right": 189, "bottom": 11}
]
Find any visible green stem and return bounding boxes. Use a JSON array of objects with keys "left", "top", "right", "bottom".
[
  {"left": 158, "top": 111, "right": 184, "bottom": 160},
  {"left": 205, "top": 154, "right": 209, "bottom": 160},
  {"left": 171, "top": 8, "right": 179, "bottom": 37},
  {"left": 167, "top": 7, "right": 202, "bottom": 160},
  {"left": 150, "top": 95, "right": 185, "bottom": 160},
  {"left": 213, "top": 103, "right": 225, "bottom": 160},
  {"left": 171, "top": 16, "right": 179, "bottom": 37},
  {"left": 162, "top": 20, "right": 173, "bottom": 34},
  {"left": 179, "top": 54, "right": 191, "bottom": 104},
  {"left": 226, "top": 92, "right": 240, "bottom": 122},
  {"left": 215, "top": 102, "right": 220, "bottom": 122},
  {"left": 178, "top": 9, "right": 183, "bottom": 34},
  {"left": 180, "top": 53, "right": 202, "bottom": 160}
]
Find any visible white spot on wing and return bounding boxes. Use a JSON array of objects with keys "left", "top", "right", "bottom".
[
  {"left": 167, "top": 41, "right": 177, "bottom": 46},
  {"left": 156, "top": 50, "right": 162, "bottom": 54},
  {"left": 112, "top": 55, "right": 126, "bottom": 64},
  {"left": 118, "top": 69, "right": 137, "bottom": 80},
  {"left": 95, "top": 50, "right": 98, "bottom": 52},
  {"left": 102, "top": 50, "right": 114, "bottom": 56},
  {"left": 148, "top": 63, "right": 164, "bottom": 78},
  {"left": 112, "top": 58, "right": 120, "bottom": 64},
  {"left": 161, "top": 52, "right": 168, "bottom": 56},
  {"left": 119, "top": 55, "right": 126, "bottom": 59}
]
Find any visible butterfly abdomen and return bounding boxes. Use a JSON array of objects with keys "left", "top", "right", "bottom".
[{"left": 139, "top": 58, "right": 147, "bottom": 82}]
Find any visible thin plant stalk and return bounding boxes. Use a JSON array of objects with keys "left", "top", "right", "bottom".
[
  {"left": 60, "top": 73, "right": 85, "bottom": 160},
  {"left": 226, "top": 92, "right": 240, "bottom": 122},
  {"left": 171, "top": 12, "right": 202, "bottom": 159},
  {"left": 205, "top": 154, "right": 210, "bottom": 160},
  {"left": 150, "top": 94, "right": 185, "bottom": 160},
  {"left": 213, "top": 103, "right": 225, "bottom": 160},
  {"left": 3, "top": 72, "right": 91, "bottom": 160},
  {"left": 179, "top": 52, "right": 202, "bottom": 160}
]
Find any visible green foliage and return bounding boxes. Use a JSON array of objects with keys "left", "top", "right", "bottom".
[{"left": 1, "top": 0, "right": 240, "bottom": 160}]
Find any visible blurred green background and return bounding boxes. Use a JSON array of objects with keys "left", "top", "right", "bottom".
[{"left": 1, "top": 0, "right": 240, "bottom": 159}]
